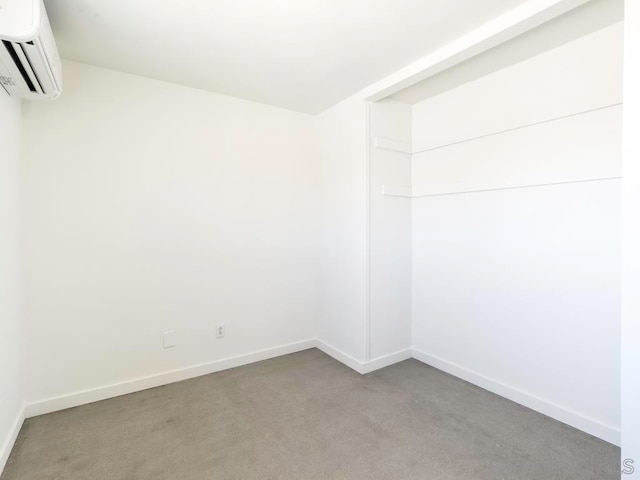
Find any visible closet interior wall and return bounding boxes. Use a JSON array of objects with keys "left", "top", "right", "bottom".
[
  {"left": 369, "top": 21, "right": 623, "bottom": 444},
  {"left": 368, "top": 100, "right": 412, "bottom": 361}
]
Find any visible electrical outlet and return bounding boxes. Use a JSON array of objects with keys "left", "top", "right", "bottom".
[
  {"left": 163, "top": 330, "right": 176, "bottom": 349},
  {"left": 215, "top": 324, "right": 225, "bottom": 338}
]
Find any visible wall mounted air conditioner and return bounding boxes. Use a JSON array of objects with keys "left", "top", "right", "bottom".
[{"left": 0, "top": 0, "right": 62, "bottom": 100}]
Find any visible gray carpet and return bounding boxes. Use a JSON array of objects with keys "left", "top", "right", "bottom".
[{"left": 1, "top": 349, "right": 619, "bottom": 479}]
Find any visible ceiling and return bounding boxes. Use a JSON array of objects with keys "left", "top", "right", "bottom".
[{"left": 43, "top": 0, "right": 530, "bottom": 114}]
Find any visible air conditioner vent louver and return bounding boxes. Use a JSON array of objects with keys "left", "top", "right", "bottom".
[{"left": 3, "top": 40, "right": 37, "bottom": 93}]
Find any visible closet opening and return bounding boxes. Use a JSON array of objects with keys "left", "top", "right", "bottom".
[{"left": 364, "top": 0, "right": 623, "bottom": 446}]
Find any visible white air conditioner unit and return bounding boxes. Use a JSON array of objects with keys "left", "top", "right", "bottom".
[{"left": 0, "top": 0, "right": 62, "bottom": 100}]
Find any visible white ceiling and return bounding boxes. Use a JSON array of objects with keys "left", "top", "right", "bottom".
[{"left": 43, "top": 0, "right": 530, "bottom": 114}]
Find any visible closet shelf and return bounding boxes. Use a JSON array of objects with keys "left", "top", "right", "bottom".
[
  {"left": 412, "top": 102, "right": 622, "bottom": 155},
  {"left": 375, "top": 104, "right": 622, "bottom": 157},
  {"left": 382, "top": 176, "right": 622, "bottom": 199}
]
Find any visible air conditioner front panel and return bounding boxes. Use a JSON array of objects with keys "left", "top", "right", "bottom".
[{"left": 0, "top": 0, "right": 61, "bottom": 100}]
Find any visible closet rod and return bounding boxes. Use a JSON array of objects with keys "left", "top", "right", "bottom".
[
  {"left": 412, "top": 102, "right": 622, "bottom": 155},
  {"left": 408, "top": 176, "right": 622, "bottom": 199}
]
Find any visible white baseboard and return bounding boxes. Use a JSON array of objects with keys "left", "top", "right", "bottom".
[
  {"left": 25, "top": 339, "right": 316, "bottom": 418},
  {"left": 316, "top": 340, "right": 412, "bottom": 374},
  {"left": 0, "top": 406, "right": 25, "bottom": 476},
  {"left": 362, "top": 348, "right": 413, "bottom": 373},
  {"left": 411, "top": 348, "right": 621, "bottom": 446},
  {"left": 316, "top": 340, "right": 368, "bottom": 373},
  {"left": 26, "top": 339, "right": 409, "bottom": 418}
]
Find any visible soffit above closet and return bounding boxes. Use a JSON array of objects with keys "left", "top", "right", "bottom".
[
  {"left": 42, "top": 0, "right": 529, "bottom": 114},
  {"left": 389, "top": 0, "right": 623, "bottom": 105}
]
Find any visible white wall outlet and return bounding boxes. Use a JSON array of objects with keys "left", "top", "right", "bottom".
[
  {"left": 163, "top": 330, "right": 176, "bottom": 349},
  {"left": 215, "top": 324, "right": 225, "bottom": 338}
]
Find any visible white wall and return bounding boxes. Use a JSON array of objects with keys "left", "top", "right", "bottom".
[
  {"left": 21, "top": 61, "right": 319, "bottom": 411},
  {"left": 622, "top": 0, "right": 640, "bottom": 474},
  {"left": 314, "top": 97, "right": 369, "bottom": 364},
  {"left": 311, "top": 0, "right": 590, "bottom": 372},
  {"left": 0, "top": 94, "right": 23, "bottom": 470},
  {"left": 411, "top": 23, "right": 622, "bottom": 444},
  {"left": 369, "top": 100, "right": 412, "bottom": 360}
]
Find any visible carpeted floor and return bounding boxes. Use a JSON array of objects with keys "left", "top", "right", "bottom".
[{"left": 1, "top": 349, "right": 619, "bottom": 479}]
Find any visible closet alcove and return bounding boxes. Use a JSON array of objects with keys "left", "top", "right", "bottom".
[{"left": 366, "top": 0, "right": 623, "bottom": 444}]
